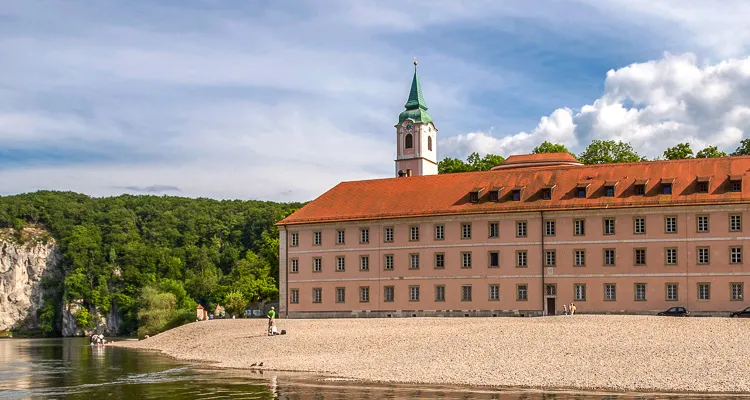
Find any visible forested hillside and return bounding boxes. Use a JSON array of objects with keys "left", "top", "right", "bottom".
[{"left": 0, "top": 191, "right": 303, "bottom": 336}]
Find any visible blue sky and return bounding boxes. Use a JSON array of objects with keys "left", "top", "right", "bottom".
[{"left": 2, "top": 1, "right": 750, "bottom": 201}]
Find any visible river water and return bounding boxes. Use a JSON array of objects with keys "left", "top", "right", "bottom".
[{"left": 0, "top": 338, "right": 748, "bottom": 400}]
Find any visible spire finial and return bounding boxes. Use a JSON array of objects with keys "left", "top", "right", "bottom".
[{"left": 413, "top": 57, "right": 418, "bottom": 68}]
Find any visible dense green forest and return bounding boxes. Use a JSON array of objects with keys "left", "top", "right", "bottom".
[{"left": 0, "top": 191, "right": 303, "bottom": 337}]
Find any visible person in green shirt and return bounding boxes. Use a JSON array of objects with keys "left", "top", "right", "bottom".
[{"left": 267, "top": 306, "right": 276, "bottom": 335}]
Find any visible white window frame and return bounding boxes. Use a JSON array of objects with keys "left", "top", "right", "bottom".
[
  {"left": 489, "top": 284, "right": 499, "bottom": 301},
  {"left": 384, "top": 254, "right": 394, "bottom": 270},
  {"left": 384, "top": 227, "right": 394, "bottom": 243},
  {"left": 461, "top": 285, "right": 472, "bottom": 301},
  {"left": 461, "top": 223, "right": 472, "bottom": 239},
  {"left": 360, "top": 228, "right": 370, "bottom": 244},
  {"left": 634, "top": 283, "right": 646, "bottom": 301},
  {"left": 290, "top": 232, "right": 299, "bottom": 247},
  {"left": 434, "top": 224, "right": 445, "bottom": 240},
  {"left": 461, "top": 252, "right": 472, "bottom": 269},
  {"left": 604, "top": 284, "right": 616, "bottom": 301},
  {"left": 516, "top": 221, "right": 527, "bottom": 237},
  {"left": 410, "top": 253, "right": 420, "bottom": 270},
  {"left": 360, "top": 286, "right": 370, "bottom": 302},
  {"left": 360, "top": 255, "right": 369, "bottom": 271},
  {"left": 730, "top": 215, "right": 742, "bottom": 232},
  {"left": 336, "top": 256, "right": 345, "bottom": 272},
  {"left": 290, "top": 288, "right": 299, "bottom": 304},
  {"left": 312, "top": 288, "right": 322, "bottom": 303}
]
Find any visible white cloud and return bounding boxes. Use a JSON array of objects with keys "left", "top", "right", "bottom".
[{"left": 441, "top": 53, "right": 750, "bottom": 159}]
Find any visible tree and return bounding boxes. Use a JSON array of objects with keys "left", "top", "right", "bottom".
[
  {"left": 438, "top": 152, "right": 504, "bottom": 174},
  {"left": 663, "top": 143, "right": 694, "bottom": 160},
  {"left": 732, "top": 139, "right": 750, "bottom": 156},
  {"left": 532, "top": 141, "right": 571, "bottom": 154},
  {"left": 438, "top": 157, "right": 473, "bottom": 174},
  {"left": 577, "top": 140, "right": 645, "bottom": 164},
  {"left": 696, "top": 146, "right": 727, "bottom": 158},
  {"left": 224, "top": 291, "right": 247, "bottom": 317},
  {"left": 137, "top": 286, "right": 177, "bottom": 338}
]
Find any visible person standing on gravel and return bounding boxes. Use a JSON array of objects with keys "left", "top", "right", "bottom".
[{"left": 267, "top": 306, "right": 276, "bottom": 335}]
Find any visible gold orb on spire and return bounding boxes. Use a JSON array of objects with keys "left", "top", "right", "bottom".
[{"left": 413, "top": 57, "right": 418, "bottom": 66}]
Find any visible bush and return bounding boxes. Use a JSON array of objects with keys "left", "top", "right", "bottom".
[{"left": 137, "top": 286, "right": 176, "bottom": 339}]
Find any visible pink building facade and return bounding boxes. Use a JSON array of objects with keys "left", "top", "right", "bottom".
[{"left": 276, "top": 65, "right": 748, "bottom": 318}]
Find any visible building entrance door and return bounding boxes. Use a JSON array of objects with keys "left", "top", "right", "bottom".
[{"left": 546, "top": 297, "right": 556, "bottom": 316}]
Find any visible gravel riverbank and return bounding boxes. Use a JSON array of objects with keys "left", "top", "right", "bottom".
[{"left": 113, "top": 315, "right": 750, "bottom": 393}]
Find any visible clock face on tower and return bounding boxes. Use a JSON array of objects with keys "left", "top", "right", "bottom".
[{"left": 405, "top": 122, "right": 414, "bottom": 132}]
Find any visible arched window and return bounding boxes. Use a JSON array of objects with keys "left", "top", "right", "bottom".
[
  {"left": 428, "top": 136, "right": 432, "bottom": 151},
  {"left": 405, "top": 133, "right": 413, "bottom": 149}
]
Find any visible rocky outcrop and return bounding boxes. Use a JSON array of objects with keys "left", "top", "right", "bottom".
[
  {"left": 62, "top": 299, "right": 122, "bottom": 337},
  {"left": 0, "top": 230, "right": 61, "bottom": 332}
]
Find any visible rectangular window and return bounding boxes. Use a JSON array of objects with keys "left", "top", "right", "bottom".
[
  {"left": 516, "top": 221, "right": 527, "bottom": 237},
  {"left": 665, "top": 248, "right": 678, "bottom": 265},
  {"left": 634, "top": 248, "right": 646, "bottom": 266},
  {"left": 635, "top": 184, "right": 646, "bottom": 196},
  {"left": 336, "top": 256, "right": 345, "bottom": 272},
  {"left": 489, "top": 190, "right": 499, "bottom": 202},
  {"left": 634, "top": 283, "right": 647, "bottom": 301},
  {"left": 576, "top": 187, "right": 587, "bottom": 198},
  {"left": 313, "top": 288, "right": 322, "bottom": 303},
  {"left": 697, "top": 247, "right": 710, "bottom": 265},
  {"left": 434, "top": 253, "right": 445, "bottom": 269},
  {"left": 360, "top": 228, "right": 370, "bottom": 243},
  {"left": 384, "top": 227, "right": 394, "bottom": 243},
  {"left": 383, "top": 286, "right": 394, "bottom": 302},
  {"left": 698, "top": 181, "right": 709, "bottom": 193},
  {"left": 731, "top": 283, "right": 744, "bottom": 301},
  {"left": 313, "top": 231, "right": 322, "bottom": 245},
  {"left": 360, "top": 286, "right": 370, "bottom": 302},
  {"left": 290, "top": 232, "right": 299, "bottom": 247},
  {"left": 512, "top": 189, "right": 522, "bottom": 201},
  {"left": 634, "top": 217, "right": 646, "bottom": 234},
  {"left": 542, "top": 188, "right": 552, "bottom": 200},
  {"left": 360, "top": 255, "right": 369, "bottom": 271},
  {"left": 665, "top": 216, "right": 677, "bottom": 233},
  {"left": 730, "top": 246, "right": 743, "bottom": 264},
  {"left": 461, "top": 223, "right": 472, "bottom": 239},
  {"left": 434, "top": 224, "right": 445, "bottom": 240},
  {"left": 574, "top": 284, "right": 586, "bottom": 301},
  {"left": 461, "top": 252, "right": 472, "bottom": 269},
  {"left": 489, "top": 284, "right": 499, "bottom": 301},
  {"left": 696, "top": 215, "right": 709, "bottom": 233},
  {"left": 410, "top": 226, "right": 420, "bottom": 241},
  {"left": 666, "top": 283, "right": 678, "bottom": 301},
  {"left": 545, "top": 250, "right": 556, "bottom": 267},
  {"left": 605, "top": 186, "right": 615, "bottom": 197},
  {"left": 603, "top": 218, "right": 615, "bottom": 235},
  {"left": 516, "top": 250, "right": 528, "bottom": 268},
  {"left": 336, "top": 229, "right": 345, "bottom": 244},
  {"left": 488, "top": 251, "right": 499, "bottom": 268},
  {"left": 461, "top": 285, "right": 473, "bottom": 301},
  {"left": 604, "top": 249, "right": 616, "bottom": 266},
  {"left": 336, "top": 287, "right": 345, "bottom": 303},
  {"left": 290, "top": 288, "right": 299, "bottom": 304},
  {"left": 435, "top": 285, "right": 445, "bottom": 302},
  {"left": 663, "top": 183, "right": 673, "bottom": 195},
  {"left": 730, "top": 214, "right": 742, "bottom": 232},
  {"left": 731, "top": 180, "right": 742, "bottom": 192},
  {"left": 488, "top": 222, "right": 499, "bottom": 238},
  {"left": 574, "top": 219, "right": 585, "bottom": 236},
  {"left": 545, "top": 284, "right": 557, "bottom": 296},
  {"left": 409, "top": 285, "right": 420, "bottom": 301},
  {"left": 409, "top": 253, "right": 420, "bottom": 270},
  {"left": 604, "top": 284, "right": 616, "bottom": 301},
  {"left": 516, "top": 284, "right": 528, "bottom": 301},
  {"left": 545, "top": 220, "right": 556, "bottom": 236},
  {"left": 313, "top": 257, "right": 322, "bottom": 272},
  {"left": 574, "top": 249, "right": 586, "bottom": 266},
  {"left": 698, "top": 283, "right": 710, "bottom": 301},
  {"left": 469, "top": 191, "right": 480, "bottom": 203},
  {"left": 384, "top": 254, "right": 394, "bottom": 270},
  {"left": 290, "top": 258, "right": 299, "bottom": 273}
]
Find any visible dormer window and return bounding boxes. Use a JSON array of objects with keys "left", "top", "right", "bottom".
[
  {"left": 512, "top": 187, "right": 524, "bottom": 201},
  {"left": 541, "top": 184, "right": 556, "bottom": 200},
  {"left": 604, "top": 180, "right": 618, "bottom": 198},
  {"left": 488, "top": 187, "right": 503, "bottom": 202},
  {"left": 469, "top": 188, "right": 483, "bottom": 203},
  {"left": 661, "top": 178, "right": 675, "bottom": 195},
  {"left": 730, "top": 175, "right": 742, "bottom": 192},
  {"left": 696, "top": 176, "right": 710, "bottom": 194},
  {"left": 634, "top": 179, "right": 648, "bottom": 196},
  {"left": 575, "top": 183, "right": 590, "bottom": 199}
]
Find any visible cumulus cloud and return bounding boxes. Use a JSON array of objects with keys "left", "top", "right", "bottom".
[{"left": 441, "top": 53, "right": 750, "bottom": 159}]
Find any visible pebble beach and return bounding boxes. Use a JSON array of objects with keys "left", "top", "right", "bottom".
[{"left": 113, "top": 315, "right": 750, "bottom": 393}]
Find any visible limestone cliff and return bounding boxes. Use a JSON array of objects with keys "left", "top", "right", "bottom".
[{"left": 0, "top": 229, "right": 61, "bottom": 332}]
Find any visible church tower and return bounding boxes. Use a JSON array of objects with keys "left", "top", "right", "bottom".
[{"left": 395, "top": 60, "right": 438, "bottom": 177}]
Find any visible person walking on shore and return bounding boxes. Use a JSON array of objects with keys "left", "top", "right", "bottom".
[
  {"left": 570, "top": 303, "right": 577, "bottom": 315},
  {"left": 562, "top": 304, "right": 568, "bottom": 315}
]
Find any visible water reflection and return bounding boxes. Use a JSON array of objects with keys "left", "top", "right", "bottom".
[{"left": 0, "top": 338, "right": 747, "bottom": 400}]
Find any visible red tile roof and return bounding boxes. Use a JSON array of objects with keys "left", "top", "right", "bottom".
[
  {"left": 492, "top": 152, "right": 582, "bottom": 169},
  {"left": 279, "top": 156, "right": 750, "bottom": 226}
]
